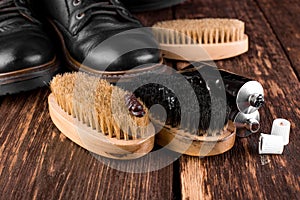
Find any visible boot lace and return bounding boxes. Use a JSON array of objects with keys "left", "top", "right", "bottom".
[
  {"left": 0, "top": 0, "right": 39, "bottom": 23},
  {"left": 72, "top": 0, "right": 141, "bottom": 29}
]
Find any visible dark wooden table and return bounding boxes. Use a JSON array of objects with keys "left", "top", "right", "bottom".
[{"left": 1, "top": 0, "right": 299, "bottom": 199}]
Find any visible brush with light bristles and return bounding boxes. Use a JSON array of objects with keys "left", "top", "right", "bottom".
[
  {"left": 152, "top": 18, "right": 248, "bottom": 61},
  {"left": 48, "top": 72, "right": 155, "bottom": 160}
]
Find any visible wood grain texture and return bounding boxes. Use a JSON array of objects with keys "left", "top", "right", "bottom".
[
  {"left": 255, "top": 0, "right": 300, "bottom": 79},
  {"left": 134, "top": 7, "right": 173, "bottom": 26},
  {"left": 175, "top": 0, "right": 300, "bottom": 199},
  {"left": 0, "top": 89, "right": 174, "bottom": 200}
]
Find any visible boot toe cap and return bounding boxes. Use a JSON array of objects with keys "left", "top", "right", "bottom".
[
  {"left": 74, "top": 29, "right": 162, "bottom": 73},
  {"left": 0, "top": 32, "right": 55, "bottom": 73}
]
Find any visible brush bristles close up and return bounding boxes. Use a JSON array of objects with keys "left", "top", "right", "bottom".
[
  {"left": 129, "top": 69, "right": 230, "bottom": 137},
  {"left": 153, "top": 18, "right": 245, "bottom": 45},
  {"left": 50, "top": 72, "right": 150, "bottom": 140}
]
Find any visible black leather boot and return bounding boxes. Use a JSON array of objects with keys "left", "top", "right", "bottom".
[
  {"left": 34, "top": 0, "right": 163, "bottom": 82},
  {"left": 0, "top": 0, "right": 60, "bottom": 95},
  {"left": 122, "top": 0, "right": 186, "bottom": 12}
]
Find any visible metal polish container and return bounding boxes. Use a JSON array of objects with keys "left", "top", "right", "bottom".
[
  {"left": 219, "top": 70, "right": 264, "bottom": 114},
  {"left": 186, "top": 62, "right": 265, "bottom": 114},
  {"left": 229, "top": 110, "right": 260, "bottom": 137},
  {"left": 181, "top": 63, "right": 264, "bottom": 137}
]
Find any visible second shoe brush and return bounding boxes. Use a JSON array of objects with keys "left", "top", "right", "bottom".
[{"left": 152, "top": 18, "right": 249, "bottom": 61}]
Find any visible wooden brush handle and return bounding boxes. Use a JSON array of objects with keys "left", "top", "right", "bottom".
[{"left": 48, "top": 94, "right": 155, "bottom": 160}]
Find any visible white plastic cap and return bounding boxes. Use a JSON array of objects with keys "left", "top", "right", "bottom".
[
  {"left": 271, "top": 118, "right": 291, "bottom": 145},
  {"left": 259, "top": 133, "right": 284, "bottom": 154}
]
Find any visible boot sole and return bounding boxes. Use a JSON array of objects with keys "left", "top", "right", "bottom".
[
  {"left": 0, "top": 57, "right": 60, "bottom": 96},
  {"left": 49, "top": 20, "right": 165, "bottom": 83},
  {"left": 125, "top": 0, "right": 186, "bottom": 12}
]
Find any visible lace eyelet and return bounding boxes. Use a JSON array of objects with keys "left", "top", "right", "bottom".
[
  {"left": 76, "top": 12, "right": 85, "bottom": 20},
  {"left": 121, "top": 9, "right": 129, "bottom": 16},
  {"left": 73, "top": 0, "right": 81, "bottom": 7}
]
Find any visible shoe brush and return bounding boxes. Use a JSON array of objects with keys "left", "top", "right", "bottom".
[
  {"left": 48, "top": 72, "right": 155, "bottom": 160},
  {"left": 128, "top": 70, "right": 236, "bottom": 156},
  {"left": 152, "top": 18, "right": 248, "bottom": 61}
]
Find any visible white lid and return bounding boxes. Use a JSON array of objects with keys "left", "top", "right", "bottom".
[
  {"left": 271, "top": 118, "right": 291, "bottom": 145},
  {"left": 259, "top": 133, "right": 284, "bottom": 154}
]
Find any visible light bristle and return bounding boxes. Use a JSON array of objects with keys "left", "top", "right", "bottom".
[
  {"left": 50, "top": 72, "right": 150, "bottom": 141},
  {"left": 153, "top": 18, "right": 245, "bottom": 45}
]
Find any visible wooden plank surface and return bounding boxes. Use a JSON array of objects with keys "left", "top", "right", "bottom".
[
  {"left": 0, "top": 91, "right": 174, "bottom": 199},
  {"left": 134, "top": 6, "right": 173, "bottom": 26},
  {"left": 255, "top": 0, "right": 300, "bottom": 79},
  {"left": 174, "top": 0, "right": 300, "bottom": 199}
]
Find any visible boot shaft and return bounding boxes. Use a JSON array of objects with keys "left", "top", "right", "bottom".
[
  {"left": 31, "top": 0, "right": 140, "bottom": 35},
  {"left": 31, "top": 0, "right": 71, "bottom": 28}
]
